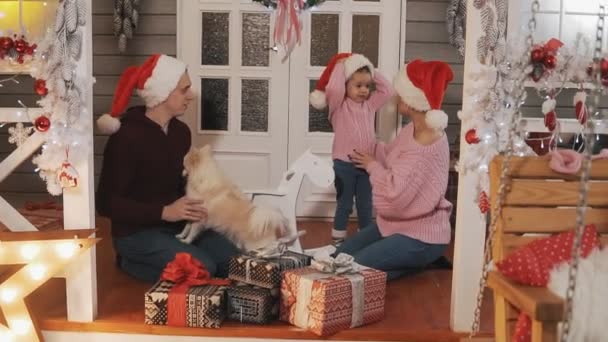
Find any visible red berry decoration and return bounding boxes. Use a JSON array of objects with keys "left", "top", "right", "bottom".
[
  {"left": 465, "top": 128, "right": 480, "bottom": 144},
  {"left": 543, "top": 54, "right": 557, "bottom": 69},
  {"left": 14, "top": 39, "right": 26, "bottom": 54},
  {"left": 531, "top": 48, "right": 545, "bottom": 63},
  {"left": 34, "top": 79, "right": 48, "bottom": 96},
  {"left": 544, "top": 111, "right": 557, "bottom": 132},
  {"left": 601, "top": 58, "right": 608, "bottom": 76},
  {"left": 35, "top": 115, "right": 51, "bottom": 132},
  {"left": 478, "top": 191, "right": 490, "bottom": 214},
  {"left": 0, "top": 36, "right": 13, "bottom": 50}
]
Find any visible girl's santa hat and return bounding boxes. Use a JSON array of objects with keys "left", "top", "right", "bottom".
[
  {"left": 97, "top": 54, "right": 187, "bottom": 134},
  {"left": 393, "top": 59, "right": 454, "bottom": 131},
  {"left": 309, "top": 53, "right": 374, "bottom": 110}
]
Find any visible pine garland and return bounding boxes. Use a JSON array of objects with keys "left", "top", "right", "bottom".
[{"left": 113, "top": 0, "right": 140, "bottom": 53}]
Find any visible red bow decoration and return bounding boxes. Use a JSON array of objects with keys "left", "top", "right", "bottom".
[
  {"left": 543, "top": 38, "right": 564, "bottom": 53},
  {"left": 160, "top": 253, "right": 230, "bottom": 326}
]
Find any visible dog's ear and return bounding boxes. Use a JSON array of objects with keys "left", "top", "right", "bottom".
[
  {"left": 183, "top": 147, "right": 200, "bottom": 173},
  {"left": 200, "top": 144, "right": 212, "bottom": 155}
]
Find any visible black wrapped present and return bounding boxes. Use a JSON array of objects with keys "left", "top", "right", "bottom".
[
  {"left": 145, "top": 280, "right": 228, "bottom": 328},
  {"left": 227, "top": 282, "right": 280, "bottom": 324},
  {"left": 144, "top": 253, "right": 232, "bottom": 328},
  {"left": 228, "top": 250, "right": 311, "bottom": 289}
]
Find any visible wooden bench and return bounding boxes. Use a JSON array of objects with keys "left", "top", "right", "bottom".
[{"left": 486, "top": 156, "right": 608, "bottom": 342}]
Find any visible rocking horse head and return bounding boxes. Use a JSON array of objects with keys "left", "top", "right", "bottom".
[{"left": 285, "top": 149, "right": 334, "bottom": 188}]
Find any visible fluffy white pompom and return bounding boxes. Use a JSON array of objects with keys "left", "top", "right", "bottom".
[
  {"left": 426, "top": 110, "right": 449, "bottom": 131},
  {"left": 97, "top": 113, "right": 121, "bottom": 135},
  {"left": 573, "top": 91, "right": 587, "bottom": 106},
  {"left": 542, "top": 98, "right": 556, "bottom": 114},
  {"left": 309, "top": 90, "right": 327, "bottom": 110}
]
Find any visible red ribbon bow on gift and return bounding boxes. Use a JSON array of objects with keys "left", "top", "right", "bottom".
[{"left": 160, "top": 253, "right": 230, "bottom": 327}]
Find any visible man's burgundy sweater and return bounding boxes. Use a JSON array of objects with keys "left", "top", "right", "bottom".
[{"left": 96, "top": 106, "right": 191, "bottom": 238}]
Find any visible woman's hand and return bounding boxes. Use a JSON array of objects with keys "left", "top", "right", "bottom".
[
  {"left": 349, "top": 150, "right": 375, "bottom": 169},
  {"left": 162, "top": 196, "right": 208, "bottom": 222}
]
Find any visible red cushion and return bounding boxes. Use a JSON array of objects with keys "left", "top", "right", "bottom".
[
  {"left": 496, "top": 224, "right": 599, "bottom": 286},
  {"left": 496, "top": 224, "right": 600, "bottom": 342},
  {"left": 512, "top": 312, "right": 531, "bottom": 342}
]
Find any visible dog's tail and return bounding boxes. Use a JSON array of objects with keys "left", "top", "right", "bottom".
[{"left": 249, "top": 205, "right": 288, "bottom": 238}]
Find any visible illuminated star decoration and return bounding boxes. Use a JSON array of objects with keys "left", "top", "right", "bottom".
[{"left": 0, "top": 230, "right": 98, "bottom": 342}]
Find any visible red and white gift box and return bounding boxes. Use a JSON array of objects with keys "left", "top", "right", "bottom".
[{"left": 280, "top": 253, "right": 386, "bottom": 336}]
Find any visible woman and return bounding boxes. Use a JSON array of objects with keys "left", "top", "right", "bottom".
[{"left": 336, "top": 59, "right": 454, "bottom": 280}]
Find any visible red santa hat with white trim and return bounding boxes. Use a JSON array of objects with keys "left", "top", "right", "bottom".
[
  {"left": 309, "top": 52, "right": 374, "bottom": 110},
  {"left": 96, "top": 54, "right": 187, "bottom": 134},
  {"left": 393, "top": 59, "right": 454, "bottom": 131}
]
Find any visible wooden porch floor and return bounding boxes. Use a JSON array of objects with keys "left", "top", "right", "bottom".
[{"left": 7, "top": 208, "right": 494, "bottom": 341}]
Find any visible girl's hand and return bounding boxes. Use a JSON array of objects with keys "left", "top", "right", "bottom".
[{"left": 349, "top": 150, "right": 375, "bottom": 169}]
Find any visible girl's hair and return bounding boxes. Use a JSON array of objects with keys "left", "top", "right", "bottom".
[{"left": 355, "top": 66, "right": 371, "bottom": 74}]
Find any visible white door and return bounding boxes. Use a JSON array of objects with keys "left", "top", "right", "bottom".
[
  {"left": 178, "top": 1, "right": 290, "bottom": 190},
  {"left": 178, "top": 0, "right": 403, "bottom": 216},
  {"left": 288, "top": 0, "right": 403, "bottom": 217}
]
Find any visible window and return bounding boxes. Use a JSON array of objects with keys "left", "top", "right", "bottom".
[{"left": 509, "top": 0, "right": 607, "bottom": 47}]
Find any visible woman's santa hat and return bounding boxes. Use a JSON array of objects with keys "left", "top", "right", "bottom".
[
  {"left": 393, "top": 59, "right": 454, "bottom": 131},
  {"left": 97, "top": 54, "right": 187, "bottom": 134},
  {"left": 309, "top": 52, "right": 374, "bottom": 110}
]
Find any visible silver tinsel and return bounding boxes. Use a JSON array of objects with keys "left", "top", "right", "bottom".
[{"left": 114, "top": 0, "right": 141, "bottom": 53}]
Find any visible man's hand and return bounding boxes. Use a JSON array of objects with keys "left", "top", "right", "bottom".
[
  {"left": 349, "top": 150, "right": 375, "bottom": 169},
  {"left": 162, "top": 196, "right": 208, "bottom": 222}
]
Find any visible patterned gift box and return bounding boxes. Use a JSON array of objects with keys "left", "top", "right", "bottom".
[
  {"left": 280, "top": 254, "right": 387, "bottom": 336},
  {"left": 228, "top": 250, "right": 311, "bottom": 289},
  {"left": 145, "top": 280, "right": 228, "bottom": 328},
  {"left": 226, "top": 282, "right": 280, "bottom": 324}
]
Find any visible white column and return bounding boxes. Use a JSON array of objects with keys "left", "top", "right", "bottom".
[
  {"left": 62, "top": 0, "right": 98, "bottom": 322},
  {"left": 450, "top": 0, "right": 487, "bottom": 332}
]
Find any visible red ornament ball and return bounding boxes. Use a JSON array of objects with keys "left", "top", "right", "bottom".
[
  {"left": 0, "top": 37, "right": 13, "bottom": 50},
  {"left": 543, "top": 55, "right": 557, "bottom": 69},
  {"left": 35, "top": 115, "right": 51, "bottom": 132},
  {"left": 601, "top": 58, "right": 608, "bottom": 76},
  {"left": 531, "top": 48, "right": 545, "bottom": 63},
  {"left": 465, "top": 128, "right": 480, "bottom": 144},
  {"left": 34, "top": 79, "right": 48, "bottom": 96},
  {"left": 14, "top": 39, "right": 26, "bottom": 54}
]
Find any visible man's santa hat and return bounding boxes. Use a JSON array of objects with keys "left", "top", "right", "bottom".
[
  {"left": 393, "top": 59, "right": 454, "bottom": 131},
  {"left": 309, "top": 52, "right": 374, "bottom": 110},
  {"left": 97, "top": 54, "right": 187, "bottom": 134}
]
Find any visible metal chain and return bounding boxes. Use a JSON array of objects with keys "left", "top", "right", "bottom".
[
  {"left": 559, "top": 5, "right": 604, "bottom": 342},
  {"left": 468, "top": 0, "right": 540, "bottom": 336}
]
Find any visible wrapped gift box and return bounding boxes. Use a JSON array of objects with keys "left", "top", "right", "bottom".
[
  {"left": 280, "top": 265, "right": 387, "bottom": 336},
  {"left": 226, "top": 282, "right": 280, "bottom": 324},
  {"left": 145, "top": 280, "right": 228, "bottom": 328},
  {"left": 228, "top": 250, "right": 311, "bottom": 289}
]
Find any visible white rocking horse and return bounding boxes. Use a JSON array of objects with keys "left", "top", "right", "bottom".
[{"left": 245, "top": 149, "right": 334, "bottom": 252}]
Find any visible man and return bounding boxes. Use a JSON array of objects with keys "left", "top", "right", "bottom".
[{"left": 96, "top": 54, "right": 239, "bottom": 283}]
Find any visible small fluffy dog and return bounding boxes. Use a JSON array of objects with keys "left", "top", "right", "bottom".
[{"left": 176, "top": 145, "right": 287, "bottom": 251}]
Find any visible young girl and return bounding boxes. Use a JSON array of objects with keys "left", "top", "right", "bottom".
[
  {"left": 338, "top": 59, "right": 454, "bottom": 280},
  {"left": 309, "top": 53, "right": 394, "bottom": 245}
]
